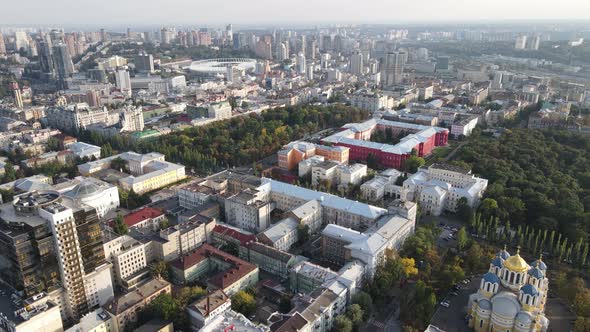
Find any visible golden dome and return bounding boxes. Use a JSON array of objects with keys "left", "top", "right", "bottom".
[{"left": 504, "top": 248, "right": 529, "bottom": 273}]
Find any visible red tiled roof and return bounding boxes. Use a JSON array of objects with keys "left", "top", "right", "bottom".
[
  {"left": 123, "top": 207, "right": 163, "bottom": 227},
  {"left": 212, "top": 225, "right": 256, "bottom": 246},
  {"left": 171, "top": 244, "right": 257, "bottom": 290}
]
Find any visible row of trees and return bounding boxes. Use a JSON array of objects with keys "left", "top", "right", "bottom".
[
  {"left": 468, "top": 212, "right": 590, "bottom": 269},
  {"left": 80, "top": 104, "right": 369, "bottom": 175}
]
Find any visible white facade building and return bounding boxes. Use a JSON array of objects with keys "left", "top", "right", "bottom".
[
  {"left": 451, "top": 116, "right": 479, "bottom": 137},
  {"left": 259, "top": 217, "right": 299, "bottom": 251},
  {"left": 225, "top": 189, "right": 272, "bottom": 232},
  {"left": 402, "top": 163, "right": 488, "bottom": 216},
  {"left": 63, "top": 177, "right": 120, "bottom": 218}
]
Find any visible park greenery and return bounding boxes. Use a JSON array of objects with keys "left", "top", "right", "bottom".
[
  {"left": 452, "top": 128, "right": 590, "bottom": 243},
  {"left": 80, "top": 104, "right": 369, "bottom": 175}
]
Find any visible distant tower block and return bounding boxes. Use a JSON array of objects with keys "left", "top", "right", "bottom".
[{"left": 9, "top": 81, "right": 23, "bottom": 109}]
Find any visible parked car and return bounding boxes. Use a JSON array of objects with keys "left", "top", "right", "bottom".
[
  {"left": 440, "top": 301, "right": 450, "bottom": 308},
  {"left": 450, "top": 292, "right": 459, "bottom": 296}
]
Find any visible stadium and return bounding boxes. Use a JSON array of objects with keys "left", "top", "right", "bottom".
[{"left": 187, "top": 58, "right": 257, "bottom": 75}]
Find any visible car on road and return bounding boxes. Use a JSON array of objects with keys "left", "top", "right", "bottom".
[{"left": 440, "top": 301, "right": 450, "bottom": 308}]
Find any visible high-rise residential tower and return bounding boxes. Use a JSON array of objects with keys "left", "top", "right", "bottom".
[{"left": 350, "top": 50, "right": 364, "bottom": 75}]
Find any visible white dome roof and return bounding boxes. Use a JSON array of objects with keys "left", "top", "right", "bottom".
[{"left": 69, "top": 181, "right": 100, "bottom": 198}]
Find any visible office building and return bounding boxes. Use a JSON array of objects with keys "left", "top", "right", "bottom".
[
  {"left": 208, "top": 101, "right": 232, "bottom": 120},
  {"left": 134, "top": 52, "right": 154, "bottom": 73},
  {"left": 115, "top": 68, "right": 132, "bottom": 95},
  {"left": 436, "top": 56, "right": 450, "bottom": 71},
  {"left": 381, "top": 51, "right": 405, "bottom": 87},
  {"left": 63, "top": 177, "right": 120, "bottom": 218}
]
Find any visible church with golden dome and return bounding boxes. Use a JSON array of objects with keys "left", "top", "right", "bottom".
[{"left": 467, "top": 246, "right": 549, "bottom": 332}]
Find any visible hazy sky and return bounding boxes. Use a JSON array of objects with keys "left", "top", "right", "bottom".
[{"left": 2, "top": 0, "right": 590, "bottom": 26}]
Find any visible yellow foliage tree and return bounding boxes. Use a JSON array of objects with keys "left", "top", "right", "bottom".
[{"left": 400, "top": 257, "right": 418, "bottom": 277}]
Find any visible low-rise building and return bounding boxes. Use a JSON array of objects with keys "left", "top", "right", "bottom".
[
  {"left": 337, "top": 163, "right": 367, "bottom": 186},
  {"left": 311, "top": 161, "right": 340, "bottom": 186},
  {"left": 68, "top": 142, "right": 101, "bottom": 160},
  {"left": 187, "top": 290, "right": 231, "bottom": 330},
  {"left": 258, "top": 217, "right": 300, "bottom": 251},
  {"left": 451, "top": 116, "right": 479, "bottom": 137},
  {"left": 0, "top": 292, "right": 64, "bottom": 332},
  {"left": 298, "top": 156, "right": 324, "bottom": 178},
  {"left": 360, "top": 169, "right": 402, "bottom": 202},
  {"left": 169, "top": 244, "right": 259, "bottom": 295},
  {"left": 211, "top": 223, "right": 257, "bottom": 248},
  {"left": 103, "top": 278, "right": 172, "bottom": 332},
  {"left": 65, "top": 308, "right": 113, "bottom": 332},
  {"left": 290, "top": 261, "right": 339, "bottom": 294},
  {"left": 208, "top": 101, "right": 232, "bottom": 120},
  {"left": 123, "top": 207, "right": 165, "bottom": 232},
  {"left": 239, "top": 241, "right": 298, "bottom": 279},
  {"left": 157, "top": 217, "right": 216, "bottom": 261}
]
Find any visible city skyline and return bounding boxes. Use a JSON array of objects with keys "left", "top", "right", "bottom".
[{"left": 1, "top": 0, "right": 589, "bottom": 26}]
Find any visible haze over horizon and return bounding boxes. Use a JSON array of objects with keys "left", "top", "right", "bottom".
[{"left": 2, "top": 0, "right": 590, "bottom": 27}]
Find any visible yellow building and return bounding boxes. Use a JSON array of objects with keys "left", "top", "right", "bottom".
[{"left": 467, "top": 247, "right": 549, "bottom": 332}]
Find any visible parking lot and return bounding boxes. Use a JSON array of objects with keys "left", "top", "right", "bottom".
[{"left": 430, "top": 277, "right": 478, "bottom": 332}]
